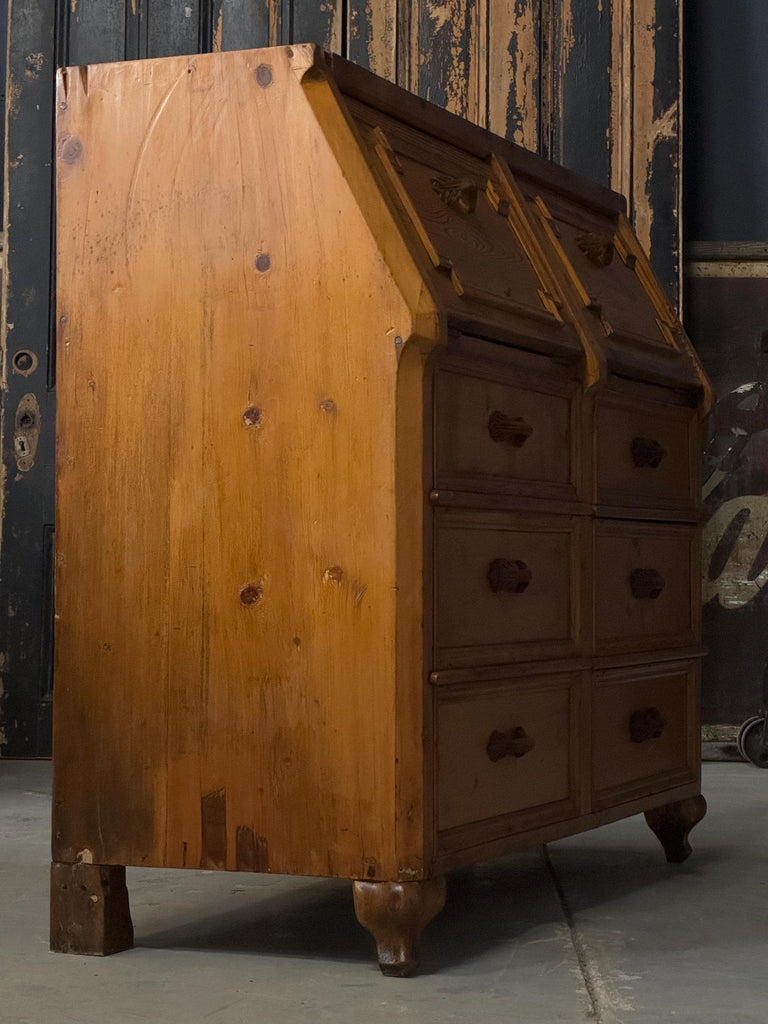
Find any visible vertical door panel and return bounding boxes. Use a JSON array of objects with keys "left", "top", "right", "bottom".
[
  {"left": 212, "top": 0, "right": 273, "bottom": 51},
  {"left": 0, "top": 2, "right": 57, "bottom": 755}
]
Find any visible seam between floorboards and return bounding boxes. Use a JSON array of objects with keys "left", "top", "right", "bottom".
[{"left": 543, "top": 844, "right": 603, "bottom": 1023}]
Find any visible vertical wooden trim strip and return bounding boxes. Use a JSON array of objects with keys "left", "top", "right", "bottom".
[
  {"left": 610, "top": 0, "right": 633, "bottom": 204},
  {"left": 538, "top": 0, "right": 556, "bottom": 161},
  {"left": 630, "top": 0, "right": 682, "bottom": 307},
  {"left": 347, "top": 0, "right": 396, "bottom": 80},
  {"left": 488, "top": 0, "right": 542, "bottom": 148}
]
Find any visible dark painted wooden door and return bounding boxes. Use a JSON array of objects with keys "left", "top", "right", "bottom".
[{"left": 684, "top": 1, "right": 768, "bottom": 728}]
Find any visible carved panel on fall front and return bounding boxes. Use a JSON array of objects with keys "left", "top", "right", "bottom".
[
  {"left": 374, "top": 129, "right": 559, "bottom": 319},
  {"left": 344, "top": 103, "right": 583, "bottom": 357},
  {"left": 520, "top": 182, "right": 684, "bottom": 372}
]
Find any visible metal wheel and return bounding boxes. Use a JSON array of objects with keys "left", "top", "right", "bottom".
[
  {"left": 737, "top": 715, "right": 763, "bottom": 760},
  {"left": 740, "top": 717, "right": 768, "bottom": 768}
]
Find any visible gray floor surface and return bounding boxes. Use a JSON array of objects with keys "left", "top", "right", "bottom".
[{"left": 0, "top": 759, "right": 766, "bottom": 1024}]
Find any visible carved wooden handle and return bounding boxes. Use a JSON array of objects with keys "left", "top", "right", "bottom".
[
  {"left": 488, "top": 411, "right": 533, "bottom": 448},
  {"left": 629, "top": 568, "right": 665, "bottom": 599},
  {"left": 487, "top": 558, "right": 532, "bottom": 594},
  {"left": 487, "top": 727, "right": 535, "bottom": 762},
  {"left": 629, "top": 706, "right": 666, "bottom": 743},
  {"left": 631, "top": 437, "right": 667, "bottom": 468},
  {"left": 430, "top": 176, "right": 479, "bottom": 214},
  {"left": 576, "top": 231, "right": 615, "bottom": 267}
]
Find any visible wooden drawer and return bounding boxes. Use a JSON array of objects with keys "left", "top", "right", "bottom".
[
  {"left": 434, "top": 510, "right": 587, "bottom": 668},
  {"left": 595, "top": 391, "right": 699, "bottom": 512},
  {"left": 437, "top": 676, "right": 580, "bottom": 834},
  {"left": 594, "top": 521, "right": 698, "bottom": 654},
  {"left": 433, "top": 363, "right": 578, "bottom": 500},
  {"left": 592, "top": 662, "right": 698, "bottom": 808}
]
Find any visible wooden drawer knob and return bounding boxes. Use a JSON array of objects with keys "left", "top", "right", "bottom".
[
  {"left": 487, "top": 411, "right": 533, "bottom": 448},
  {"left": 629, "top": 568, "right": 665, "bottom": 599},
  {"left": 486, "top": 727, "right": 535, "bottom": 762},
  {"left": 487, "top": 558, "right": 532, "bottom": 594},
  {"left": 631, "top": 437, "right": 667, "bottom": 468},
  {"left": 629, "top": 706, "right": 666, "bottom": 743}
]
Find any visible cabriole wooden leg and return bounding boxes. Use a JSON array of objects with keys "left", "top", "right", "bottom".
[
  {"left": 644, "top": 794, "right": 708, "bottom": 864},
  {"left": 352, "top": 876, "right": 446, "bottom": 977},
  {"left": 50, "top": 861, "right": 134, "bottom": 955}
]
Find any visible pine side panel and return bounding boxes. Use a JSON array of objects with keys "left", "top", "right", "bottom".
[{"left": 54, "top": 46, "right": 422, "bottom": 879}]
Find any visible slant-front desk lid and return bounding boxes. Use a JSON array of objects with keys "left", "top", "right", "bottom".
[{"left": 321, "top": 47, "right": 708, "bottom": 404}]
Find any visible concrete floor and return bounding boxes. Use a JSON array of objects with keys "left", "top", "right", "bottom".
[{"left": 1, "top": 761, "right": 766, "bottom": 1024}]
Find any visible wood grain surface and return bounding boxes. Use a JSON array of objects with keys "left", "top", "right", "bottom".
[{"left": 54, "top": 45, "right": 440, "bottom": 880}]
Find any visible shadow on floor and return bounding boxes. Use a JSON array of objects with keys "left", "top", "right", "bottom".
[{"left": 135, "top": 834, "right": 722, "bottom": 973}]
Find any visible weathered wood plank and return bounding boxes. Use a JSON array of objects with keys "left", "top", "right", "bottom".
[
  {"left": 631, "top": 0, "right": 681, "bottom": 305},
  {"left": 488, "top": 0, "right": 541, "bottom": 149},
  {"left": 211, "top": 0, "right": 271, "bottom": 52},
  {"left": 146, "top": 1, "right": 205, "bottom": 57},
  {"left": 556, "top": 0, "right": 612, "bottom": 188},
  {"left": 610, "top": 0, "right": 632, "bottom": 202},
  {"left": 640, "top": 0, "right": 681, "bottom": 304},
  {"left": 0, "top": 0, "right": 57, "bottom": 756},
  {"left": 287, "top": 0, "right": 343, "bottom": 52},
  {"left": 67, "top": 0, "right": 126, "bottom": 66},
  {"left": 416, "top": 0, "right": 486, "bottom": 125},
  {"left": 348, "top": 0, "right": 396, "bottom": 80}
]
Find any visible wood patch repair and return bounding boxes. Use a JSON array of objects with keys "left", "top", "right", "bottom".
[
  {"left": 201, "top": 788, "right": 227, "bottom": 869},
  {"left": 235, "top": 826, "right": 269, "bottom": 872}
]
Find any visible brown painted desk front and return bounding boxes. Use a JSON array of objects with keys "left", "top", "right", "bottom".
[{"left": 52, "top": 44, "right": 709, "bottom": 975}]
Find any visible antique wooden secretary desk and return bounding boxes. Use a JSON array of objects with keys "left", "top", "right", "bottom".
[{"left": 52, "top": 44, "right": 710, "bottom": 975}]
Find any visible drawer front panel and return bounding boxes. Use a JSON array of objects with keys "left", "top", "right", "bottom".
[
  {"left": 594, "top": 521, "right": 698, "bottom": 653},
  {"left": 592, "top": 663, "right": 698, "bottom": 807},
  {"left": 595, "top": 394, "right": 698, "bottom": 511},
  {"left": 437, "top": 678, "right": 579, "bottom": 832},
  {"left": 435, "top": 512, "right": 584, "bottom": 668},
  {"left": 434, "top": 366, "right": 576, "bottom": 497}
]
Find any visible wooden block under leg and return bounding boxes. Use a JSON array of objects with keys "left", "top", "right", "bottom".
[
  {"left": 352, "top": 877, "right": 446, "bottom": 977},
  {"left": 50, "top": 861, "right": 134, "bottom": 955},
  {"left": 644, "top": 794, "right": 708, "bottom": 864}
]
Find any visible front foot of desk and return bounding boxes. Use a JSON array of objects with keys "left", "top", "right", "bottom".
[
  {"left": 50, "top": 861, "right": 134, "bottom": 955},
  {"left": 644, "top": 794, "right": 708, "bottom": 864},
  {"left": 353, "top": 876, "right": 446, "bottom": 976}
]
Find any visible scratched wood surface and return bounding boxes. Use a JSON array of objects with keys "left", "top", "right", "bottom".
[{"left": 53, "top": 45, "right": 442, "bottom": 879}]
